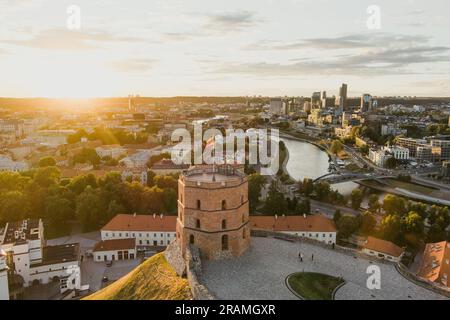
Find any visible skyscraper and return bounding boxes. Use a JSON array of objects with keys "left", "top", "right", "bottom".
[
  {"left": 335, "top": 83, "right": 348, "bottom": 112},
  {"left": 321, "top": 91, "right": 327, "bottom": 108},
  {"left": 360, "top": 94, "right": 373, "bottom": 112},
  {"left": 311, "top": 92, "right": 321, "bottom": 109}
]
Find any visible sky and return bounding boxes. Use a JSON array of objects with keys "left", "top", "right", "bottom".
[{"left": 0, "top": 0, "right": 449, "bottom": 98}]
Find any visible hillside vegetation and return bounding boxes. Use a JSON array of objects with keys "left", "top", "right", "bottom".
[{"left": 84, "top": 253, "right": 192, "bottom": 300}]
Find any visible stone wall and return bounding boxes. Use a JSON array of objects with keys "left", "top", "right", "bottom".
[
  {"left": 185, "top": 245, "right": 215, "bottom": 300},
  {"left": 165, "top": 240, "right": 215, "bottom": 300},
  {"left": 164, "top": 240, "right": 186, "bottom": 277}
]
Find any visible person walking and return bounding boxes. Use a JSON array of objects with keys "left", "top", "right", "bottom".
[
  {"left": 311, "top": 253, "right": 314, "bottom": 261},
  {"left": 298, "top": 252, "right": 303, "bottom": 262}
]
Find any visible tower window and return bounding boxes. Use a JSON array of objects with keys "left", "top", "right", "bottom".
[
  {"left": 243, "top": 228, "right": 246, "bottom": 239},
  {"left": 222, "top": 200, "right": 227, "bottom": 210},
  {"left": 197, "top": 200, "right": 201, "bottom": 209},
  {"left": 241, "top": 195, "right": 244, "bottom": 204},
  {"left": 222, "top": 235, "right": 229, "bottom": 251},
  {"left": 189, "top": 234, "right": 195, "bottom": 245},
  {"left": 222, "top": 219, "right": 227, "bottom": 230},
  {"left": 196, "top": 219, "right": 201, "bottom": 229}
]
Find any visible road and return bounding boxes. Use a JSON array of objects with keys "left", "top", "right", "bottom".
[{"left": 308, "top": 198, "right": 361, "bottom": 218}]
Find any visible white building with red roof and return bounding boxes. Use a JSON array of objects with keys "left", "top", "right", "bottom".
[
  {"left": 100, "top": 214, "right": 177, "bottom": 249},
  {"left": 249, "top": 214, "right": 337, "bottom": 245}
]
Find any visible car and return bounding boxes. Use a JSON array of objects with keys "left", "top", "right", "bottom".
[
  {"left": 105, "top": 260, "right": 113, "bottom": 267},
  {"left": 102, "top": 276, "right": 109, "bottom": 283}
]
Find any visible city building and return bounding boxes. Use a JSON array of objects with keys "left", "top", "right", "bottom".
[
  {"left": 417, "top": 241, "right": 449, "bottom": 290},
  {"left": 151, "top": 159, "right": 190, "bottom": 175},
  {"left": 442, "top": 161, "right": 450, "bottom": 178},
  {"left": 361, "top": 236, "right": 404, "bottom": 262},
  {"left": 95, "top": 144, "right": 125, "bottom": 159},
  {"left": 93, "top": 239, "right": 136, "bottom": 262},
  {"left": 249, "top": 214, "right": 337, "bottom": 245},
  {"left": 100, "top": 214, "right": 177, "bottom": 249},
  {"left": 321, "top": 91, "right": 327, "bottom": 109},
  {"left": 176, "top": 165, "right": 250, "bottom": 260},
  {"left": 381, "top": 124, "right": 407, "bottom": 137},
  {"left": 0, "top": 119, "right": 24, "bottom": 139},
  {"left": 0, "top": 155, "right": 29, "bottom": 172},
  {"left": 335, "top": 83, "right": 348, "bottom": 112},
  {"left": 369, "top": 149, "right": 389, "bottom": 167},
  {"left": 0, "top": 254, "right": 8, "bottom": 300},
  {"left": 360, "top": 94, "right": 373, "bottom": 112},
  {"left": 0, "top": 219, "right": 80, "bottom": 288},
  {"left": 269, "top": 98, "right": 286, "bottom": 115},
  {"left": 369, "top": 146, "right": 409, "bottom": 167},
  {"left": 308, "top": 109, "right": 332, "bottom": 127},
  {"left": 396, "top": 137, "right": 427, "bottom": 157},
  {"left": 311, "top": 92, "right": 321, "bottom": 109}
]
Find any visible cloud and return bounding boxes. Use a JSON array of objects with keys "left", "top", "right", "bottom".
[
  {"left": 3, "top": 28, "right": 143, "bottom": 51},
  {"left": 108, "top": 58, "right": 155, "bottom": 73},
  {"left": 244, "top": 33, "right": 430, "bottom": 51},
  {"left": 205, "top": 11, "right": 261, "bottom": 32},
  {"left": 214, "top": 43, "right": 450, "bottom": 77}
]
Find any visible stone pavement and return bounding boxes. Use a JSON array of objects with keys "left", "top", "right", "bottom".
[{"left": 202, "top": 237, "right": 447, "bottom": 300}]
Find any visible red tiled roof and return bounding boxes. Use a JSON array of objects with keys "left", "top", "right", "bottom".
[
  {"left": 363, "top": 236, "right": 404, "bottom": 258},
  {"left": 417, "top": 241, "right": 450, "bottom": 288},
  {"left": 102, "top": 214, "right": 177, "bottom": 232},
  {"left": 249, "top": 215, "right": 337, "bottom": 233},
  {"left": 93, "top": 238, "right": 135, "bottom": 252}
]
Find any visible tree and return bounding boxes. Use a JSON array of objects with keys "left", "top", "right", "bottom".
[
  {"left": 384, "top": 157, "right": 398, "bottom": 169},
  {"left": 360, "top": 211, "right": 376, "bottom": 235},
  {"left": 295, "top": 199, "right": 311, "bottom": 215},
  {"left": 333, "top": 209, "right": 342, "bottom": 224},
  {"left": 0, "top": 191, "right": 30, "bottom": 225},
  {"left": 314, "top": 181, "right": 331, "bottom": 201},
  {"left": 72, "top": 148, "right": 100, "bottom": 166},
  {"left": 154, "top": 175, "right": 178, "bottom": 190},
  {"left": 368, "top": 194, "right": 381, "bottom": 213},
  {"left": 301, "top": 178, "right": 314, "bottom": 196},
  {"left": 44, "top": 196, "right": 74, "bottom": 229},
  {"left": 33, "top": 166, "right": 61, "bottom": 188},
  {"left": 68, "top": 174, "right": 98, "bottom": 195},
  {"left": 38, "top": 156, "right": 56, "bottom": 167},
  {"left": 330, "top": 140, "right": 344, "bottom": 155},
  {"left": 401, "top": 211, "right": 424, "bottom": 247},
  {"left": 382, "top": 195, "right": 407, "bottom": 216},
  {"left": 351, "top": 188, "right": 363, "bottom": 210},
  {"left": 248, "top": 174, "right": 267, "bottom": 213},
  {"left": 75, "top": 187, "right": 107, "bottom": 231},
  {"left": 263, "top": 182, "right": 288, "bottom": 215},
  {"left": 336, "top": 215, "right": 360, "bottom": 240},
  {"left": 380, "top": 214, "right": 402, "bottom": 245},
  {"left": 162, "top": 188, "right": 177, "bottom": 213}
]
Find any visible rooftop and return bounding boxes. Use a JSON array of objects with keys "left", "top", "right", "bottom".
[
  {"left": 102, "top": 214, "right": 177, "bottom": 232},
  {"left": 362, "top": 236, "right": 404, "bottom": 258},
  {"left": 33, "top": 243, "right": 80, "bottom": 267},
  {"left": 93, "top": 238, "right": 136, "bottom": 252},
  {"left": 182, "top": 165, "right": 246, "bottom": 183},
  {"left": 417, "top": 241, "right": 450, "bottom": 288},
  {"left": 1, "top": 219, "right": 41, "bottom": 245},
  {"left": 249, "top": 215, "right": 337, "bottom": 233}
]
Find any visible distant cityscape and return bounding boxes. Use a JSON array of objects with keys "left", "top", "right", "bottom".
[{"left": 0, "top": 84, "right": 449, "bottom": 301}]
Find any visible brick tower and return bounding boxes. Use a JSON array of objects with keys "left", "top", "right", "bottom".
[{"left": 176, "top": 165, "right": 250, "bottom": 260}]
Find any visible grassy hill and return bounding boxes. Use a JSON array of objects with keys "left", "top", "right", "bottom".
[{"left": 84, "top": 253, "right": 192, "bottom": 300}]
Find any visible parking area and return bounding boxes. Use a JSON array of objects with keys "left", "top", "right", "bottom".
[
  {"left": 202, "top": 237, "right": 448, "bottom": 300},
  {"left": 47, "top": 232, "right": 141, "bottom": 293}
]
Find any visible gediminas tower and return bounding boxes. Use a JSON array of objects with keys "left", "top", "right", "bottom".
[{"left": 176, "top": 165, "right": 250, "bottom": 260}]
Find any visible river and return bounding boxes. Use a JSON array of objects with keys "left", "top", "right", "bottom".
[{"left": 281, "top": 137, "right": 359, "bottom": 196}]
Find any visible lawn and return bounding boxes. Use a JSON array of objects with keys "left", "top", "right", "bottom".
[
  {"left": 385, "top": 179, "right": 435, "bottom": 195},
  {"left": 287, "top": 272, "right": 345, "bottom": 300}
]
